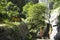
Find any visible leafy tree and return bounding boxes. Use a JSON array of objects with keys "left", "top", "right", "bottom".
[
  {"left": 23, "top": 3, "right": 47, "bottom": 39},
  {"left": 0, "top": 0, "right": 20, "bottom": 22},
  {"left": 26, "top": 3, "right": 47, "bottom": 28},
  {"left": 22, "top": 2, "right": 34, "bottom": 18}
]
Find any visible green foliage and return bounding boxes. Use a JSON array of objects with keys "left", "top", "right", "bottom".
[
  {"left": 0, "top": 0, "right": 20, "bottom": 22},
  {"left": 26, "top": 3, "right": 47, "bottom": 27},
  {"left": 51, "top": 0, "right": 60, "bottom": 9},
  {"left": 53, "top": 1, "right": 60, "bottom": 9},
  {"left": 28, "top": 3, "right": 46, "bottom": 19},
  {"left": 6, "top": 2, "right": 20, "bottom": 17},
  {"left": 23, "top": 3, "right": 47, "bottom": 39},
  {"left": 10, "top": 0, "right": 25, "bottom": 12},
  {"left": 0, "top": 0, "right": 30, "bottom": 40},
  {"left": 22, "top": 2, "right": 34, "bottom": 18},
  {"left": 52, "top": 0, "right": 60, "bottom": 2}
]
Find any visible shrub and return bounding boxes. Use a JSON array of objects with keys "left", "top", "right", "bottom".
[
  {"left": 23, "top": 3, "right": 47, "bottom": 40},
  {"left": 22, "top": 2, "right": 34, "bottom": 18},
  {"left": 0, "top": 0, "right": 20, "bottom": 22}
]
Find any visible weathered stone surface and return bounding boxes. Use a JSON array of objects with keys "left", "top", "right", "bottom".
[{"left": 0, "top": 22, "right": 29, "bottom": 40}]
